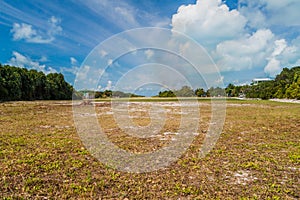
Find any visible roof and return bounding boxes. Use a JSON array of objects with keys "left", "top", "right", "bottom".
[{"left": 252, "top": 78, "right": 272, "bottom": 82}]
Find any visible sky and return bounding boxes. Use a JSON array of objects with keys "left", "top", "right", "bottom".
[{"left": 1, "top": 0, "right": 300, "bottom": 95}]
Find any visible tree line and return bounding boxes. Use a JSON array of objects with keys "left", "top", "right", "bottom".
[
  {"left": 225, "top": 66, "right": 300, "bottom": 100},
  {"left": 89, "top": 66, "right": 300, "bottom": 100},
  {"left": 158, "top": 66, "right": 300, "bottom": 99},
  {"left": 77, "top": 90, "right": 145, "bottom": 99},
  {"left": 0, "top": 64, "right": 73, "bottom": 101},
  {"left": 157, "top": 86, "right": 225, "bottom": 98},
  {"left": 1, "top": 64, "right": 298, "bottom": 101}
]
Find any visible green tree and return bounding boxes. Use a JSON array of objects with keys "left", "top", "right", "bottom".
[
  {"left": 0, "top": 65, "right": 8, "bottom": 100},
  {"left": 207, "top": 87, "right": 226, "bottom": 97},
  {"left": 195, "top": 88, "right": 205, "bottom": 97},
  {"left": 285, "top": 71, "right": 300, "bottom": 99},
  {"left": 174, "top": 86, "right": 195, "bottom": 97},
  {"left": 0, "top": 64, "right": 73, "bottom": 101},
  {"left": 158, "top": 90, "right": 176, "bottom": 97},
  {"left": 46, "top": 73, "right": 73, "bottom": 100},
  {"left": 225, "top": 83, "right": 235, "bottom": 97},
  {"left": 226, "top": 66, "right": 300, "bottom": 99}
]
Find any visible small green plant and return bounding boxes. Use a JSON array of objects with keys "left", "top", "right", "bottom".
[
  {"left": 240, "top": 161, "right": 260, "bottom": 170},
  {"left": 289, "top": 154, "right": 300, "bottom": 163}
]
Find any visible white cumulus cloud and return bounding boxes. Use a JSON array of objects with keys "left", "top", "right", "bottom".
[
  {"left": 280, "top": 36, "right": 300, "bottom": 67},
  {"left": 271, "top": 39, "right": 287, "bottom": 57},
  {"left": 171, "top": 0, "right": 300, "bottom": 79},
  {"left": 9, "top": 51, "right": 57, "bottom": 74},
  {"left": 11, "top": 23, "right": 36, "bottom": 41},
  {"left": 11, "top": 16, "right": 62, "bottom": 44},
  {"left": 172, "top": 0, "right": 247, "bottom": 48},
  {"left": 264, "top": 58, "right": 281, "bottom": 77},
  {"left": 214, "top": 29, "right": 275, "bottom": 71},
  {"left": 264, "top": 39, "right": 288, "bottom": 77}
]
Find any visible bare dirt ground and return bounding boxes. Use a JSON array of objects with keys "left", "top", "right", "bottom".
[{"left": 0, "top": 99, "right": 299, "bottom": 199}]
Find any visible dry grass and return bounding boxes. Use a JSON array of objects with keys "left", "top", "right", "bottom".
[{"left": 0, "top": 99, "right": 299, "bottom": 199}]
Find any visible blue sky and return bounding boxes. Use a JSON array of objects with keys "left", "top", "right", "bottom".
[{"left": 1, "top": 0, "right": 300, "bottom": 95}]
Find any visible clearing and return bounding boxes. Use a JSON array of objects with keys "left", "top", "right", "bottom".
[{"left": 0, "top": 99, "right": 299, "bottom": 199}]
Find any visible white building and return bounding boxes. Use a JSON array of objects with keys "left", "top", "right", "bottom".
[{"left": 252, "top": 78, "right": 272, "bottom": 85}]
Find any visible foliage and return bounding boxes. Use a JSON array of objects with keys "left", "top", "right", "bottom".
[
  {"left": 157, "top": 86, "right": 227, "bottom": 98},
  {"left": 112, "top": 91, "right": 144, "bottom": 98},
  {"left": 158, "top": 86, "right": 198, "bottom": 97},
  {"left": 194, "top": 88, "right": 205, "bottom": 97},
  {"left": 95, "top": 90, "right": 112, "bottom": 98},
  {"left": 84, "top": 90, "right": 144, "bottom": 98},
  {"left": 207, "top": 87, "right": 226, "bottom": 97},
  {"left": 0, "top": 64, "right": 73, "bottom": 101},
  {"left": 174, "top": 86, "right": 195, "bottom": 97},
  {"left": 158, "top": 90, "right": 176, "bottom": 97},
  {"left": 225, "top": 66, "right": 300, "bottom": 99}
]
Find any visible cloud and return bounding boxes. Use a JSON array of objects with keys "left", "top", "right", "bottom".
[
  {"left": 114, "top": 7, "right": 137, "bottom": 26},
  {"left": 238, "top": 1, "right": 267, "bottom": 29},
  {"left": 70, "top": 57, "right": 78, "bottom": 65},
  {"left": 264, "top": 58, "right": 281, "bottom": 77},
  {"left": 107, "top": 59, "right": 113, "bottom": 66},
  {"left": 239, "top": 0, "right": 300, "bottom": 27},
  {"left": 78, "top": 0, "right": 139, "bottom": 29},
  {"left": 170, "top": 0, "right": 300, "bottom": 80},
  {"left": 39, "top": 56, "right": 48, "bottom": 62},
  {"left": 11, "top": 23, "right": 36, "bottom": 41},
  {"left": 48, "top": 16, "right": 62, "bottom": 36},
  {"left": 280, "top": 36, "right": 300, "bottom": 67},
  {"left": 214, "top": 29, "right": 275, "bottom": 71},
  {"left": 105, "top": 80, "right": 112, "bottom": 90},
  {"left": 99, "top": 50, "right": 108, "bottom": 57},
  {"left": 150, "top": 17, "right": 170, "bottom": 28},
  {"left": 172, "top": 0, "right": 247, "bottom": 48},
  {"left": 76, "top": 65, "right": 90, "bottom": 80},
  {"left": 77, "top": 0, "right": 171, "bottom": 30},
  {"left": 74, "top": 64, "right": 106, "bottom": 90},
  {"left": 9, "top": 51, "right": 57, "bottom": 74},
  {"left": 60, "top": 66, "right": 79, "bottom": 75},
  {"left": 264, "top": 39, "right": 287, "bottom": 77},
  {"left": 144, "top": 49, "right": 154, "bottom": 60},
  {"left": 10, "top": 16, "right": 62, "bottom": 44},
  {"left": 215, "top": 75, "right": 224, "bottom": 84},
  {"left": 214, "top": 28, "right": 298, "bottom": 77},
  {"left": 271, "top": 39, "right": 287, "bottom": 57},
  {"left": 60, "top": 57, "right": 80, "bottom": 75},
  {"left": 74, "top": 0, "right": 299, "bottom": 91}
]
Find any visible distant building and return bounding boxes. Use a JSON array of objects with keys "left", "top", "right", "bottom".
[{"left": 252, "top": 78, "right": 272, "bottom": 85}]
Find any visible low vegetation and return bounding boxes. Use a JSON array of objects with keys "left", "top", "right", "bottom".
[{"left": 0, "top": 99, "right": 299, "bottom": 199}]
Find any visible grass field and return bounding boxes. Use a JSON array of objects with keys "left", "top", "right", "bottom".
[{"left": 0, "top": 99, "right": 299, "bottom": 199}]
